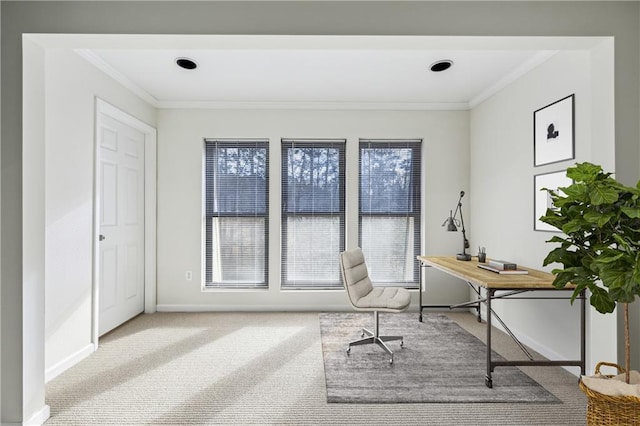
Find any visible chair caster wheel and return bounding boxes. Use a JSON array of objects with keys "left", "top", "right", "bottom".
[
  {"left": 485, "top": 377, "right": 493, "bottom": 388},
  {"left": 389, "top": 357, "right": 393, "bottom": 364},
  {"left": 400, "top": 340, "right": 404, "bottom": 348},
  {"left": 346, "top": 347, "right": 351, "bottom": 355}
]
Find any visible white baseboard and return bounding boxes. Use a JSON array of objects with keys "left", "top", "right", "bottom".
[
  {"left": 21, "top": 404, "right": 50, "bottom": 426},
  {"left": 45, "top": 343, "right": 95, "bottom": 383},
  {"left": 156, "top": 304, "right": 348, "bottom": 312}
]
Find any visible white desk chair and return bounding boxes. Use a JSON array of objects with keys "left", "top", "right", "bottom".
[{"left": 339, "top": 247, "right": 411, "bottom": 364}]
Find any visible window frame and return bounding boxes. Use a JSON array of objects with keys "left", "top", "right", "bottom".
[
  {"left": 358, "top": 139, "right": 422, "bottom": 288},
  {"left": 203, "top": 138, "right": 269, "bottom": 289},
  {"left": 281, "top": 138, "right": 346, "bottom": 289}
]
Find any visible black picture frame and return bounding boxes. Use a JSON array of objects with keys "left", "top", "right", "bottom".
[{"left": 533, "top": 94, "right": 575, "bottom": 167}]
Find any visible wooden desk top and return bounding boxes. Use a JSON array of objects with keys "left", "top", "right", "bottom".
[{"left": 417, "top": 256, "right": 560, "bottom": 290}]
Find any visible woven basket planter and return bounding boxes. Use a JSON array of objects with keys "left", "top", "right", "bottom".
[{"left": 580, "top": 362, "right": 640, "bottom": 426}]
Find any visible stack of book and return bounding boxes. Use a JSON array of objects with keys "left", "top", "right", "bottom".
[{"left": 478, "top": 259, "right": 529, "bottom": 275}]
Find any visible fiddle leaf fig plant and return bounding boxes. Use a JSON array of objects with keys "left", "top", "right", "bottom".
[{"left": 540, "top": 162, "right": 640, "bottom": 383}]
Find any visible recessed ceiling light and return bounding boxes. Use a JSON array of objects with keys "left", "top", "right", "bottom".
[
  {"left": 430, "top": 60, "right": 453, "bottom": 72},
  {"left": 176, "top": 57, "right": 198, "bottom": 70}
]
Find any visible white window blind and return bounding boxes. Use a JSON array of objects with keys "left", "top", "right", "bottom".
[
  {"left": 359, "top": 139, "right": 421, "bottom": 288},
  {"left": 281, "top": 139, "right": 345, "bottom": 289},
  {"left": 204, "top": 139, "right": 269, "bottom": 289}
]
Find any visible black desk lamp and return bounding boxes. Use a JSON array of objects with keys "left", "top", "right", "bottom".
[{"left": 443, "top": 190, "right": 471, "bottom": 261}]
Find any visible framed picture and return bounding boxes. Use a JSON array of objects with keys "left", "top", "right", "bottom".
[
  {"left": 534, "top": 94, "right": 575, "bottom": 167},
  {"left": 534, "top": 170, "right": 572, "bottom": 232}
]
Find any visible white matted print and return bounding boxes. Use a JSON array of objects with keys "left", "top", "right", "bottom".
[
  {"left": 534, "top": 94, "right": 575, "bottom": 167},
  {"left": 534, "top": 170, "right": 572, "bottom": 232}
]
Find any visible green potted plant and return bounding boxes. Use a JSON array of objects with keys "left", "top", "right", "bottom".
[{"left": 540, "top": 162, "right": 640, "bottom": 423}]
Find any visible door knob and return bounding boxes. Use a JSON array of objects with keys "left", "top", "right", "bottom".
[{"left": 99, "top": 234, "right": 106, "bottom": 241}]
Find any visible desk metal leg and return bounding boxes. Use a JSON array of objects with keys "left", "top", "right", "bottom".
[{"left": 485, "top": 289, "right": 494, "bottom": 388}]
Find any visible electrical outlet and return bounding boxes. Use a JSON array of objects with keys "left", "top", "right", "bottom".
[{"left": 186, "top": 270, "right": 193, "bottom": 281}]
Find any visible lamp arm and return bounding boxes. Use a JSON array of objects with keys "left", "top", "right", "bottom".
[
  {"left": 457, "top": 190, "right": 470, "bottom": 257},
  {"left": 451, "top": 193, "right": 462, "bottom": 220},
  {"left": 458, "top": 204, "right": 470, "bottom": 253}
]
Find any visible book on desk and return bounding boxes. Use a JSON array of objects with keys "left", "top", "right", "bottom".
[
  {"left": 477, "top": 263, "right": 529, "bottom": 275},
  {"left": 488, "top": 259, "right": 517, "bottom": 270}
]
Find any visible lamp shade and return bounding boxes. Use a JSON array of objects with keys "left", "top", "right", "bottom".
[{"left": 445, "top": 210, "right": 458, "bottom": 231}]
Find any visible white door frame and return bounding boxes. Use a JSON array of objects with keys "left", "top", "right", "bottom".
[{"left": 93, "top": 98, "right": 157, "bottom": 349}]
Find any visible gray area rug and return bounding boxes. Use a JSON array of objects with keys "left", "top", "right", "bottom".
[{"left": 319, "top": 312, "right": 561, "bottom": 404}]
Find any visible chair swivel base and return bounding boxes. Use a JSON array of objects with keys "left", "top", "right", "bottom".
[{"left": 346, "top": 328, "right": 404, "bottom": 364}]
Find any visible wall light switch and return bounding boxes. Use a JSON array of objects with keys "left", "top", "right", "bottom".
[{"left": 186, "top": 270, "right": 193, "bottom": 281}]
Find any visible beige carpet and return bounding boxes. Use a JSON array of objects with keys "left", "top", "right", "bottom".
[{"left": 45, "top": 311, "right": 587, "bottom": 425}]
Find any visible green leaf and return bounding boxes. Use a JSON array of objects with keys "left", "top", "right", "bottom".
[
  {"left": 562, "top": 220, "right": 585, "bottom": 235},
  {"left": 621, "top": 206, "right": 640, "bottom": 218},
  {"left": 552, "top": 271, "right": 576, "bottom": 289},
  {"left": 546, "top": 235, "right": 569, "bottom": 244},
  {"left": 569, "top": 283, "right": 588, "bottom": 304},
  {"left": 567, "top": 162, "right": 602, "bottom": 183},
  {"left": 599, "top": 267, "right": 631, "bottom": 291},
  {"left": 632, "top": 254, "right": 640, "bottom": 285},
  {"left": 610, "top": 287, "right": 636, "bottom": 304},
  {"left": 593, "top": 251, "right": 625, "bottom": 264},
  {"left": 590, "top": 186, "right": 619, "bottom": 205},
  {"left": 583, "top": 210, "right": 614, "bottom": 227},
  {"left": 562, "top": 184, "right": 588, "bottom": 199},
  {"left": 539, "top": 210, "right": 564, "bottom": 230},
  {"left": 545, "top": 248, "right": 581, "bottom": 268},
  {"left": 613, "top": 234, "right": 634, "bottom": 252},
  {"left": 589, "top": 286, "right": 616, "bottom": 314},
  {"left": 543, "top": 248, "right": 564, "bottom": 266}
]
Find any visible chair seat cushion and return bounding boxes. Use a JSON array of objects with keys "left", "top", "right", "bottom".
[{"left": 354, "top": 287, "right": 411, "bottom": 312}]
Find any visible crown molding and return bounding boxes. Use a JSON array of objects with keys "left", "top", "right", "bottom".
[
  {"left": 75, "top": 48, "right": 160, "bottom": 107},
  {"left": 469, "top": 50, "right": 558, "bottom": 108},
  {"left": 157, "top": 100, "right": 470, "bottom": 110}
]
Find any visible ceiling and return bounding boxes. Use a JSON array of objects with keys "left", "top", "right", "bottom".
[{"left": 64, "top": 35, "right": 604, "bottom": 110}]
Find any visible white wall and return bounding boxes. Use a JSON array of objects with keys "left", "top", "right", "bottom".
[
  {"left": 22, "top": 36, "right": 49, "bottom": 426},
  {"left": 43, "top": 48, "right": 156, "bottom": 379},
  {"left": 470, "top": 46, "right": 616, "bottom": 373},
  {"left": 156, "top": 108, "right": 470, "bottom": 311}
]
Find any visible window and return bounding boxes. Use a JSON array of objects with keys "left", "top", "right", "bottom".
[
  {"left": 359, "top": 139, "right": 421, "bottom": 288},
  {"left": 281, "top": 139, "right": 345, "bottom": 289},
  {"left": 204, "top": 139, "right": 269, "bottom": 289}
]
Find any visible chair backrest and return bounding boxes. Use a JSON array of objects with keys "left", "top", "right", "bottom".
[{"left": 340, "top": 247, "right": 374, "bottom": 308}]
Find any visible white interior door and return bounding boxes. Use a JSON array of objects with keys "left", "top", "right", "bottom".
[{"left": 98, "top": 113, "right": 146, "bottom": 336}]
